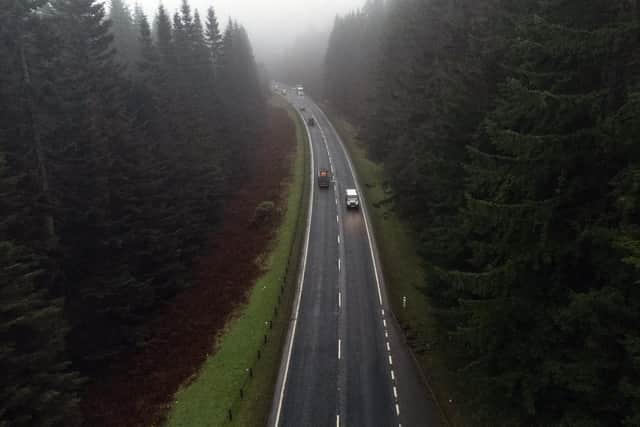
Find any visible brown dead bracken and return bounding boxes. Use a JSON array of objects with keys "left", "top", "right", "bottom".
[{"left": 81, "top": 105, "right": 296, "bottom": 427}]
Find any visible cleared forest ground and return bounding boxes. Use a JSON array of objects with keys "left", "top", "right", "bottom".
[{"left": 81, "top": 104, "right": 298, "bottom": 427}]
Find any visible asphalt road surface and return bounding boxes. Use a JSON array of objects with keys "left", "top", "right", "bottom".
[{"left": 269, "top": 88, "right": 442, "bottom": 427}]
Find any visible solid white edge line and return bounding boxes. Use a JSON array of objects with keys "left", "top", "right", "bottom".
[{"left": 273, "top": 102, "right": 315, "bottom": 427}]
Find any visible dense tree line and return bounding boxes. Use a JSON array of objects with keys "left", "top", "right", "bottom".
[
  {"left": 326, "top": 0, "right": 640, "bottom": 424},
  {"left": 0, "top": 0, "right": 262, "bottom": 424}
]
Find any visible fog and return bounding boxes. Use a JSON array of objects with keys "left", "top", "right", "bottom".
[{"left": 136, "top": 0, "right": 365, "bottom": 63}]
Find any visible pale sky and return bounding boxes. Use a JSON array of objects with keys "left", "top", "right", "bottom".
[{"left": 135, "top": 0, "right": 366, "bottom": 62}]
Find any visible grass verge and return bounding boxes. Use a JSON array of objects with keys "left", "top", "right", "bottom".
[
  {"left": 325, "top": 111, "right": 464, "bottom": 426},
  {"left": 165, "top": 96, "right": 309, "bottom": 427}
]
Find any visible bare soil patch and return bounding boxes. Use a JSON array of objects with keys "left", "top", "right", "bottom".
[{"left": 81, "top": 105, "right": 296, "bottom": 427}]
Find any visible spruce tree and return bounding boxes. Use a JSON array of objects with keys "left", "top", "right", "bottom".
[
  {"left": 155, "top": 4, "right": 173, "bottom": 63},
  {"left": 108, "top": 0, "right": 138, "bottom": 71},
  {"left": 443, "top": 1, "right": 640, "bottom": 423},
  {"left": 205, "top": 6, "right": 222, "bottom": 69}
]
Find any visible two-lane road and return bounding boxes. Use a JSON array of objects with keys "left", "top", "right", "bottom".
[{"left": 270, "top": 89, "right": 442, "bottom": 427}]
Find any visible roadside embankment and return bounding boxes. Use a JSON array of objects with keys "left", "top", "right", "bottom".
[{"left": 166, "top": 96, "right": 310, "bottom": 427}]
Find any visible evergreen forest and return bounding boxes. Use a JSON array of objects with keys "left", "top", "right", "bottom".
[
  {"left": 324, "top": 0, "right": 640, "bottom": 425},
  {"left": 1, "top": 0, "right": 262, "bottom": 424}
]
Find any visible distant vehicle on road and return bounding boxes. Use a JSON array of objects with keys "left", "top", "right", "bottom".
[
  {"left": 345, "top": 188, "right": 359, "bottom": 208},
  {"left": 318, "top": 168, "right": 330, "bottom": 188},
  {"left": 300, "top": 106, "right": 306, "bottom": 111},
  {"left": 307, "top": 117, "right": 315, "bottom": 127},
  {"left": 296, "top": 85, "right": 304, "bottom": 96},
  {"left": 281, "top": 88, "right": 287, "bottom": 95}
]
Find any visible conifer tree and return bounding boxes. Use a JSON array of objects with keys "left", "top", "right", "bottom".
[
  {"left": 109, "top": 0, "right": 138, "bottom": 71},
  {"left": 441, "top": 1, "right": 640, "bottom": 423},
  {"left": 205, "top": 6, "right": 222, "bottom": 69},
  {"left": 155, "top": 4, "right": 173, "bottom": 63}
]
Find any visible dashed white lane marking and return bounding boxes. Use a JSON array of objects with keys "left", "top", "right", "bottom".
[
  {"left": 314, "top": 102, "right": 403, "bottom": 425},
  {"left": 338, "top": 235, "right": 340, "bottom": 244},
  {"left": 338, "top": 339, "right": 342, "bottom": 360},
  {"left": 336, "top": 215, "right": 339, "bottom": 223},
  {"left": 316, "top": 107, "right": 384, "bottom": 307},
  {"left": 338, "top": 292, "right": 341, "bottom": 308},
  {"left": 336, "top": 414, "right": 340, "bottom": 427}
]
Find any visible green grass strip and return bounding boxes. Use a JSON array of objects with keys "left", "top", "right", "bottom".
[{"left": 166, "top": 96, "right": 309, "bottom": 427}]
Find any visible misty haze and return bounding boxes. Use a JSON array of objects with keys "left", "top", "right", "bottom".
[{"left": 2, "top": 0, "right": 639, "bottom": 426}]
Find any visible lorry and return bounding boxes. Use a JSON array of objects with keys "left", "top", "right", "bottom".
[
  {"left": 318, "top": 168, "right": 330, "bottom": 188},
  {"left": 345, "top": 188, "right": 359, "bottom": 208}
]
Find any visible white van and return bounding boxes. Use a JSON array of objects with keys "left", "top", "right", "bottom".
[{"left": 345, "top": 188, "right": 359, "bottom": 209}]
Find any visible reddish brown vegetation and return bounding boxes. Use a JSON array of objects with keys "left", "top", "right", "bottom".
[{"left": 81, "top": 105, "right": 296, "bottom": 427}]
